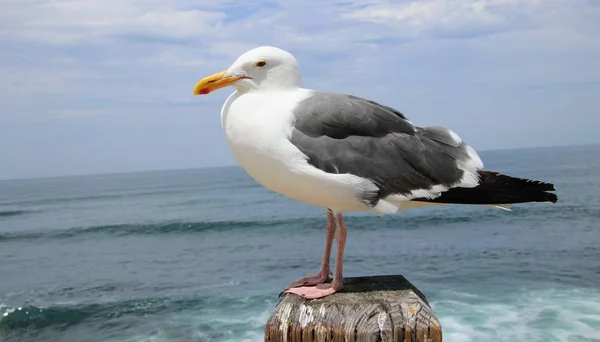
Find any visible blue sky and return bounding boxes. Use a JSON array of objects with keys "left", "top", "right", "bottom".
[{"left": 1, "top": 0, "right": 599, "bottom": 180}]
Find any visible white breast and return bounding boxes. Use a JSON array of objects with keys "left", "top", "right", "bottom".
[{"left": 219, "top": 89, "right": 374, "bottom": 212}]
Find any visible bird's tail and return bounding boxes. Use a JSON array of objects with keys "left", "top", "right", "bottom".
[{"left": 414, "top": 170, "right": 558, "bottom": 205}]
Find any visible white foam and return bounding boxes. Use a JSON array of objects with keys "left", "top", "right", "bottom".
[
  {"left": 119, "top": 287, "right": 600, "bottom": 342},
  {"left": 200, "top": 280, "right": 242, "bottom": 290},
  {"left": 432, "top": 288, "right": 600, "bottom": 342}
]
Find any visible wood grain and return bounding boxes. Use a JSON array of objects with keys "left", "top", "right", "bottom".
[{"left": 265, "top": 275, "right": 442, "bottom": 342}]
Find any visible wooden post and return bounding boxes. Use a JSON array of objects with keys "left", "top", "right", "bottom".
[{"left": 264, "top": 275, "right": 442, "bottom": 342}]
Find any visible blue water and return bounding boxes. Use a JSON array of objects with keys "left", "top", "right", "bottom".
[{"left": 1, "top": 145, "right": 600, "bottom": 342}]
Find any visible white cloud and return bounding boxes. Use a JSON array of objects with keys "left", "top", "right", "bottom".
[
  {"left": 0, "top": 0, "right": 226, "bottom": 44},
  {"left": 341, "top": 0, "right": 545, "bottom": 38}
]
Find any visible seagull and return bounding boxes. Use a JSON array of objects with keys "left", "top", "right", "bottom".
[{"left": 192, "top": 46, "right": 558, "bottom": 300}]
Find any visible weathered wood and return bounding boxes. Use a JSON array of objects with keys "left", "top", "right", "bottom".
[{"left": 265, "top": 275, "right": 442, "bottom": 342}]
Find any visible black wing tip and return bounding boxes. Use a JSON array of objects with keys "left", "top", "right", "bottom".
[
  {"left": 545, "top": 191, "right": 559, "bottom": 204},
  {"left": 412, "top": 171, "right": 559, "bottom": 205},
  {"left": 479, "top": 170, "right": 559, "bottom": 204},
  {"left": 478, "top": 170, "right": 557, "bottom": 192}
]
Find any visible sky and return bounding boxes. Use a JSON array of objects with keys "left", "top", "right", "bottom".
[{"left": 0, "top": 0, "right": 599, "bottom": 180}]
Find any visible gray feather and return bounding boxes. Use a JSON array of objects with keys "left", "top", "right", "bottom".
[
  {"left": 290, "top": 91, "right": 477, "bottom": 206},
  {"left": 419, "top": 126, "right": 461, "bottom": 147}
]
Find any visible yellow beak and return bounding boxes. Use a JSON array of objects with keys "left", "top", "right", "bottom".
[{"left": 192, "top": 70, "right": 244, "bottom": 95}]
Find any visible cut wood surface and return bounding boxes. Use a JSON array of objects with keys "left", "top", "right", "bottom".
[{"left": 265, "top": 275, "right": 442, "bottom": 342}]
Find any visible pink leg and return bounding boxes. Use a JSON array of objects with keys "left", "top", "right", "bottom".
[
  {"left": 284, "top": 213, "right": 347, "bottom": 299},
  {"left": 285, "top": 210, "right": 336, "bottom": 289}
]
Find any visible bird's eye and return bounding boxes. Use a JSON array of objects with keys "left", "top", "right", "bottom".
[{"left": 255, "top": 60, "right": 267, "bottom": 68}]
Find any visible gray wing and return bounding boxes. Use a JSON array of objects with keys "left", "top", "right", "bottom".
[{"left": 290, "top": 91, "right": 481, "bottom": 206}]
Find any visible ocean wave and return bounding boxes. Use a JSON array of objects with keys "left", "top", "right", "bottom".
[
  {"left": 4, "top": 287, "right": 599, "bottom": 342},
  {"left": 0, "top": 219, "right": 294, "bottom": 242},
  {"left": 0, "top": 300, "right": 156, "bottom": 332},
  {"left": 0, "top": 211, "right": 485, "bottom": 242},
  {"left": 432, "top": 287, "right": 600, "bottom": 342},
  {"left": 0, "top": 188, "right": 201, "bottom": 207},
  {"left": 0, "top": 204, "right": 565, "bottom": 242},
  {"left": 0, "top": 295, "right": 272, "bottom": 336},
  {"left": 0, "top": 210, "right": 31, "bottom": 218}
]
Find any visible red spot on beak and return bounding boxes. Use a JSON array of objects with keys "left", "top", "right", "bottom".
[{"left": 199, "top": 88, "right": 211, "bottom": 95}]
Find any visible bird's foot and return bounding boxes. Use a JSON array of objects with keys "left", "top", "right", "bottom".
[
  {"left": 285, "top": 269, "right": 331, "bottom": 289},
  {"left": 282, "top": 282, "right": 342, "bottom": 300}
]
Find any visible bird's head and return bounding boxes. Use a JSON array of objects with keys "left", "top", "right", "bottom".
[{"left": 193, "top": 46, "right": 302, "bottom": 96}]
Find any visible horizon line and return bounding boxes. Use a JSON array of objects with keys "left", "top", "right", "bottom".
[{"left": 1, "top": 142, "right": 598, "bottom": 182}]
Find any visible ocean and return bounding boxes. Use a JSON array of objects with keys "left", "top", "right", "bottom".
[{"left": 1, "top": 144, "right": 599, "bottom": 342}]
